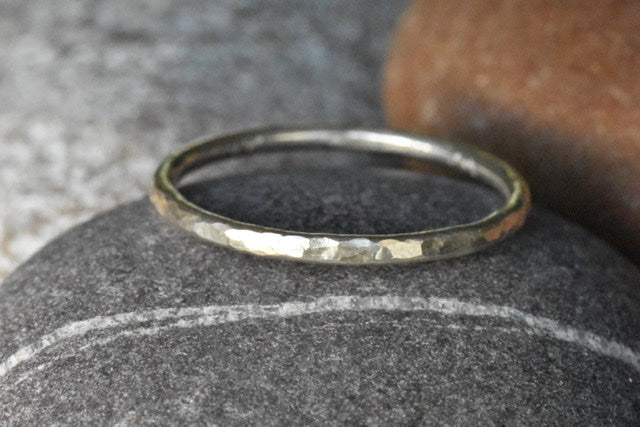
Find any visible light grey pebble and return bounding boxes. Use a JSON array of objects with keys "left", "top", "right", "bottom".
[{"left": 0, "top": 0, "right": 407, "bottom": 277}]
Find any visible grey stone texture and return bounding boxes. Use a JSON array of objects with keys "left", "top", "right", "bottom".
[
  {"left": 0, "top": 0, "right": 407, "bottom": 277},
  {"left": 0, "top": 156, "right": 639, "bottom": 424}
]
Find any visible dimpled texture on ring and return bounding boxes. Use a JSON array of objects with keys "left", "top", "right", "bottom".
[{"left": 151, "top": 128, "right": 531, "bottom": 264}]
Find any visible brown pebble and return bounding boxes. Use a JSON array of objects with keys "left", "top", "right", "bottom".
[{"left": 384, "top": 0, "right": 640, "bottom": 263}]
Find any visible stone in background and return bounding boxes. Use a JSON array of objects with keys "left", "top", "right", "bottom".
[
  {"left": 0, "top": 0, "right": 407, "bottom": 278},
  {"left": 384, "top": 0, "right": 640, "bottom": 263}
]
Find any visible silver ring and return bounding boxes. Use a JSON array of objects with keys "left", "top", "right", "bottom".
[{"left": 151, "top": 127, "right": 531, "bottom": 264}]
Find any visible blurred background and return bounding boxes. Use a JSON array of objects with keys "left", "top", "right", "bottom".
[{"left": 0, "top": 0, "right": 407, "bottom": 279}]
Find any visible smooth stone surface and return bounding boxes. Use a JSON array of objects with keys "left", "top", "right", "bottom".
[
  {"left": 0, "top": 0, "right": 407, "bottom": 278},
  {"left": 1, "top": 160, "right": 639, "bottom": 424}
]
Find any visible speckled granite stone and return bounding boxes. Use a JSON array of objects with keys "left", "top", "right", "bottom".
[
  {"left": 0, "top": 0, "right": 406, "bottom": 278},
  {"left": 0, "top": 159, "right": 638, "bottom": 424}
]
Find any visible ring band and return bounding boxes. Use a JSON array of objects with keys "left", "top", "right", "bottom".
[{"left": 151, "top": 128, "right": 531, "bottom": 264}]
